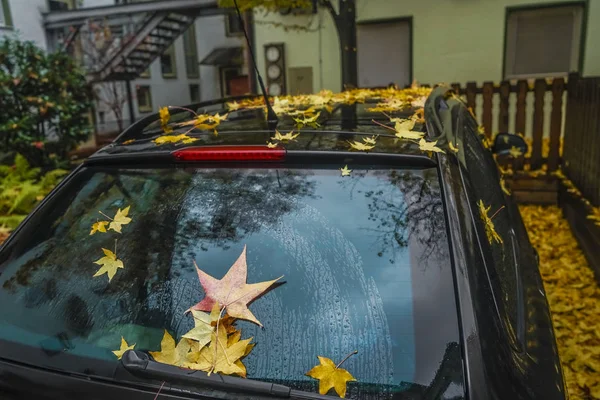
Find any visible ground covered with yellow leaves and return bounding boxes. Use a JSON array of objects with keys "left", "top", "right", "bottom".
[{"left": 520, "top": 205, "right": 600, "bottom": 399}]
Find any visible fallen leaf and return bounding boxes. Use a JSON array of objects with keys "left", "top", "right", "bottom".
[
  {"left": 150, "top": 330, "right": 192, "bottom": 367},
  {"left": 392, "top": 118, "right": 424, "bottom": 140},
  {"left": 190, "top": 245, "right": 283, "bottom": 326},
  {"left": 93, "top": 248, "right": 124, "bottom": 282},
  {"left": 266, "top": 142, "right": 278, "bottom": 149},
  {"left": 362, "top": 136, "right": 377, "bottom": 145},
  {"left": 449, "top": 142, "right": 459, "bottom": 153},
  {"left": 293, "top": 112, "right": 321, "bottom": 128},
  {"left": 587, "top": 207, "right": 600, "bottom": 227},
  {"left": 153, "top": 134, "right": 198, "bottom": 145},
  {"left": 340, "top": 165, "right": 351, "bottom": 176},
  {"left": 182, "top": 308, "right": 215, "bottom": 349},
  {"left": 418, "top": 139, "right": 445, "bottom": 154},
  {"left": 122, "top": 139, "right": 135, "bottom": 145},
  {"left": 478, "top": 200, "right": 503, "bottom": 245},
  {"left": 227, "top": 101, "right": 241, "bottom": 111},
  {"left": 306, "top": 355, "right": 357, "bottom": 398},
  {"left": 500, "top": 177, "right": 511, "bottom": 196},
  {"left": 159, "top": 107, "right": 171, "bottom": 133},
  {"left": 112, "top": 336, "right": 135, "bottom": 360},
  {"left": 509, "top": 146, "right": 523, "bottom": 158},
  {"left": 109, "top": 206, "right": 132, "bottom": 233},
  {"left": 347, "top": 141, "right": 374, "bottom": 151},
  {"left": 90, "top": 220, "right": 109, "bottom": 235},
  {"left": 271, "top": 130, "right": 300, "bottom": 142}
]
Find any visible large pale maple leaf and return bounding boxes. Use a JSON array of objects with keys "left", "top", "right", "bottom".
[{"left": 190, "top": 245, "right": 282, "bottom": 326}]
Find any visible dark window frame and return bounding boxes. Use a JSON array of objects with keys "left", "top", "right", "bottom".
[
  {"left": 1, "top": 0, "right": 13, "bottom": 28},
  {"left": 502, "top": 1, "right": 588, "bottom": 80},
  {"left": 136, "top": 85, "right": 152, "bottom": 113},
  {"left": 225, "top": 11, "right": 244, "bottom": 37}
]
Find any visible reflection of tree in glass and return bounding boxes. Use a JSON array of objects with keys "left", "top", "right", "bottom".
[
  {"left": 353, "top": 169, "right": 444, "bottom": 264},
  {"left": 175, "top": 169, "right": 317, "bottom": 252}
]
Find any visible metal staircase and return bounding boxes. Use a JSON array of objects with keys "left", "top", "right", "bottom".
[{"left": 88, "top": 11, "right": 195, "bottom": 82}]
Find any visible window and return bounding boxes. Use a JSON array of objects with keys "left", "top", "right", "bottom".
[
  {"left": 189, "top": 84, "right": 200, "bottom": 103},
  {"left": 226, "top": 12, "right": 243, "bottom": 36},
  {"left": 504, "top": 4, "right": 584, "bottom": 79},
  {"left": 136, "top": 85, "right": 152, "bottom": 113},
  {"left": 0, "top": 166, "right": 463, "bottom": 397},
  {"left": 220, "top": 67, "right": 241, "bottom": 97},
  {"left": 160, "top": 45, "right": 177, "bottom": 78},
  {"left": 0, "top": 0, "right": 13, "bottom": 27},
  {"left": 140, "top": 67, "right": 151, "bottom": 78},
  {"left": 182, "top": 24, "right": 199, "bottom": 78}
]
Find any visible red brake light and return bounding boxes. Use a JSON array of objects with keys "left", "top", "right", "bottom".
[{"left": 172, "top": 146, "right": 286, "bottom": 162}]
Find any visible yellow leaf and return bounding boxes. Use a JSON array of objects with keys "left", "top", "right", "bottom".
[
  {"left": 271, "top": 130, "right": 299, "bottom": 142},
  {"left": 112, "top": 336, "right": 135, "bottom": 360},
  {"left": 340, "top": 165, "right": 351, "bottom": 177},
  {"left": 227, "top": 101, "right": 241, "bottom": 111},
  {"left": 500, "top": 177, "right": 511, "bottom": 196},
  {"left": 90, "top": 220, "right": 109, "bottom": 235},
  {"left": 362, "top": 136, "right": 377, "bottom": 145},
  {"left": 448, "top": 142, "right": 459, "bottom": 153},
  {"left": 153, "top": 134, "right": 198, "bottom": 145},
  {"left": 266, "top": 141, "right": 278, "bottom": 149},
  {"left": 478, "top": 200, "right": 503, "bottom": 245},
  {"left": 418, "top": 139, "right": 445, "bottom": 154},
  {"left": 182, "top": 309, "right": 214, "bottom": 349},
  {"left": 109, "top": 206, "right": 132, "bottom": 233},
  {"left": 189, "top": 245, "right": 283, "bottom": 327},
  {"left": 93, "top": 248, "right": 124, "bottom": 282},
  {"left": 392, "top": 119, "right": 424, "bottom": 140},
  {"left": 306, "top": 355, "right": 357, "bottom": 398},
  {"left": 293, "top": 112, "right": 321, "bottom": 128},
  {"left": 150, "top": 330, "right": 192, "bottom": 367},
  {"left": 509, "top": 146, "right": 523, "bottom": 158},
  {"left": 347, "top": 140, "right": 374, "bottom": 151},
  {"left": 122, "top": 139, "right": 135, "bottom": 145}
]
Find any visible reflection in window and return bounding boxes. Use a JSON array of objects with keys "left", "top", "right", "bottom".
[
  {"left": 160, "top": 45, "right": 177, "bottom": 78},
  {"left": 136, "top": 85, "right": 152, "bottom": 113}
]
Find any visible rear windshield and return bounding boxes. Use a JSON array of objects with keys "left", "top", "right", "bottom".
[{"left": 0, "top": 166, "right": 463, "bottom": 399}]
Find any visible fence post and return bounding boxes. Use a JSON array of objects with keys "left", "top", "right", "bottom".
[
  {"left": 530, "top": 79, "right": 546, "bottom": 170},
  {"left": 498, "top": 81, "right": 510, "bottom": 132},
  {"left": 466, "top": 82, "right": 477, "bottom": 115},
  {"left": 482, "top": 82, "right": 494, "bottom": 137},
  {"left": 515, "top": 80, "right": 528, "bottom": 136},
  {"left": 548, "top": 78, "right": 564, "bottom": 172}
]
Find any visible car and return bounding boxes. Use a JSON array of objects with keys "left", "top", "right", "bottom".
[{"left": 0, "top": 85, "right": 565, "bottom": 400}]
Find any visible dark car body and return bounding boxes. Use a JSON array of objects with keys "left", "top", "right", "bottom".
[{"left": 0, "top": 86, "right": 565, "bottom": 400}]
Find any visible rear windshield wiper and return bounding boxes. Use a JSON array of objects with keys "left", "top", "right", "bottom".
[{"left": 121, "top": 350, "right": 330, "bottom": 400}]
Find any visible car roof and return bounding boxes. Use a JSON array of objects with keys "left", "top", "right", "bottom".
[{"left": 91, "top": 87, "right": 433, "bottom": 161}]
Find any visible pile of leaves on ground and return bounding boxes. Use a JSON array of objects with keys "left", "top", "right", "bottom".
[
  {"left": 0, "top": 153, "right": 67, "bottom": 232},
  {"left": 520, "top": 205, "right": 600, "bottom": 399}
]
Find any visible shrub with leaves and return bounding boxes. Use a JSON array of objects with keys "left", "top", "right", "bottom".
[
  {"left": 0, "top": 154, "right": 67, "bottom": 229},
  {"left": 0, "top": 36, "right": 92, "bottom": 169}
]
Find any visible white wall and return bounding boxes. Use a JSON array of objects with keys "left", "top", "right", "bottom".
[{"left": 0, "top": 0, "right": 49, "bottom": 49}]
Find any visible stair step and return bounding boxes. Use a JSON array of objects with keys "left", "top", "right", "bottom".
[
  {"left": 155, "top": 24, "right": 184, "bottom": 33},
  {"left": 148, "top": 32, "right": 175, "bottom": 40}
]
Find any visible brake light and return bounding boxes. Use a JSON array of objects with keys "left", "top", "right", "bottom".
[{"left": 172, "top": 146, "right": 286, "bottom": 162}]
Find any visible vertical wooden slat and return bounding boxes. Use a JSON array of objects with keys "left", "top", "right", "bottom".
[
  {"left": 514, "top": 80, "right": 528, "bottom": 136},
  {"left": 451, "top": 83, "right": 461, "bottom": 95},
  {"left": 590, "top": 82, "right": 600, "bottom": 205},
  {"left": 547, "top": 78, "right": 564, "bottom": 172},
  {"left": 482, "top": 82, "right": 494, "bottom": 137},
  {"left": 563, "top": 73, "right": 580, "bottom": 172},
  {"left": 530, "top": 79, "right": 546, "bottom": 170},
  {"left": 498, "top": 81, "right": 510, "bottom": 132},
  {"left": 466, "top": 82, "right": 477, "bottom": 116}
]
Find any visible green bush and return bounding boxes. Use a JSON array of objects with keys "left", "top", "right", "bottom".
[
  {"left": 0, "top": 36, "right": 92, "bottom": 169},
  {"left": 0, "top": 154, "right": 67, "bottom": 229}
]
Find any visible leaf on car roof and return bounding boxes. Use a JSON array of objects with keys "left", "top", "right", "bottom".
[
  {"left": 418, "top": 139, "right": 445, "bottom": 154},
  {"left": 271, "top": 130, "right": 299, "bottom": 142},
  {"left": 159, "top": 107, "right": 172, "bottom": 133},
  {"left": 347, "top": 140, "right": 374, "bottom": 151},
  {"left": 478, "top": 200, "right": 503, "bottom": 245},
  {"left": 340, "top": 165, "right": 352, "bottom": 176},
  {"left": 153, "top": 134, "right": 198, "bottom": 146},
  {"left": 109, "top": 206, "right": 132, "bottom": 233}
]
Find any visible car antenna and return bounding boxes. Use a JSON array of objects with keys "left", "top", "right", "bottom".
[{"left": 232, "top": 0, "right": 279, "bottom": 130}]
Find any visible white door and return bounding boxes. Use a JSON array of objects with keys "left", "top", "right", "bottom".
[{"left": 357, "top": 20, "right": 411, "bottom": 88}]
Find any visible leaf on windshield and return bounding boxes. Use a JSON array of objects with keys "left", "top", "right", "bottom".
[
  {"left": 159, "top": 107, "right": 173, "bottom": 134},
  {"left": 182, "top": 308, "right": 215, "bottom": 349},
  {"left": 391, "top": 118, "right": 424, "bottom": 140},
  {"left": 340, "top": 165, "right": 352, "bottom": 177},
  {"left": 90, "top": 220, "right": 108, "bottom": 235},
  {"left": 109, "top": 206, "right": 132, "bottom": 233},
  {"left": 306, "top": 352, "right": 358, "bottom": 398},
  {"left": 478, "top": 200, "right": 504, "bottom": 245},
  {"left": 184, "top": 320, "right": 252, "bottom": 376},
  {"left": 150, "top": 330, "right": 193, "bottom": 367},
  {"left": 266, "top": 141, "right": 279, "bottom": 148},
  {"left": 189, "top": 245, "right": 283, "bottom": 327},
  {"left": 362, "top": 136, "right": 377, "bottom": 145},
  {"left": 271, "top": 130, "right": 300, "bottom": 142},
  {"left": 93, "top": 247, "right": 124, "bottom": 282},
  {"left": 153, "top": 134, "right": 198, "bottom": 146},
  {"left": 293, "top": 112, "right": 321, "bottom": 128},
  {"left": 347, "top": 140, "right": 374, "bottom": 151},
  {"left": 112, "top": 336, "right": 135, "bottom": 360},
  {"left": 418, "top": 139, "right": 445, "bottom": 154}
]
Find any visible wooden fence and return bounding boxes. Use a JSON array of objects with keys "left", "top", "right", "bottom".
[
  {"left": 448, "top": 75, "right": 571, "bottom": 172},
  {"left": 563, "top": 75, "right": 600, "bottom": 206}
]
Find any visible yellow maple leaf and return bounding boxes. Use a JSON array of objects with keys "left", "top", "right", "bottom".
[
  {"left": 150, "top": 330, "right": 192, "bottom": 367},
  {"left": 184, "top": 321, "right": 252, "bottom": 376},
  {"left": 112, "top": 336, "right": 135, "bottom": 360},
  {"left": 109, "top": 206, "right": 132, "bottom": 233},
  {"left": 500, "top": 177, "right": 511, "bottom": 196},
  {"left": 266, "top": 141, "right": 278, "bottom": 148},
  {"left": 587, "top": 207, "right": 600, "bottom": 227},
  {"left": 227, "top": 101, "right": 241, "bottom": 111},
  {"left": 418, "top": 139, "right": 445, "bottom": 154},
  {"left": 362, "top": 136, "right": 377, "bottom": 145},
  {"left": 306, "top": 353, "right": 357, "bottom": 398},
  {"left": 271, "top": 130, "right": 299, "bottom": 142},
  {"left": 293, "top": 112, "right": 321, "bottom": 128},
  {"left": 182, "top": 307, "right": 215, "bottom": 349},
  {"left": 509, "top": 146, "right": 523, "bottom": 158},
  {"left": 153, "top": 134, "right": 197, "bottom": 145},
  {"left": 159, "top": 107, "right": 170, "bottom": 125},
  {"left": 478, "top": 125, "right": 486, "bottom": 135},
  {"left": 478, "top": 200, "right": 503, "bottom": 245},
  {"left": 340, "top": 165, "right": 351, "bottom": 176},
  {"left": 93, "top": 248, "right": 124, "bottom": 282},
  {"left": 392, "top": 119, "right": 424, "bottom": 140},
  {"left": 347, "top": 140, "right": 374, "bottom": 151},
  {"left": 90, "top": 220, "right": 109, "bottom": 235},
  {"left": 122, "top": 139, "right": 135, "bottom": 145}
]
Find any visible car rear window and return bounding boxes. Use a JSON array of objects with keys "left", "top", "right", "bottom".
[{"left": 0, "top": 165, "right": 464, "bottom": 399}]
